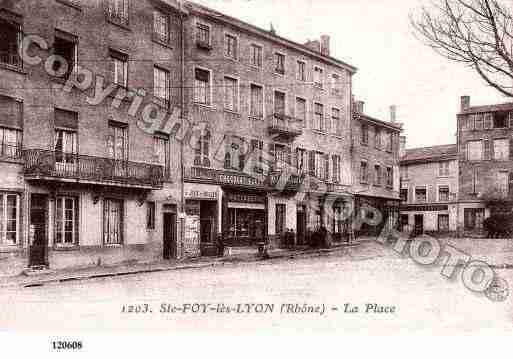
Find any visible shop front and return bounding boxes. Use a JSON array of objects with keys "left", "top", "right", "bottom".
[
  {"left": 183, "top": 183, "right": 222, "bottom": 257},
  {"left": 222, "top": 191, "right": 267, "bottom": 246},
  {"left": 355, "top": 195, "right": 400, "bottom": 237}
]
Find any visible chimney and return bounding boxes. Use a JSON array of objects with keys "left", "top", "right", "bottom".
[
  {"left": 320, "top": 35, "right": 330, "bottom": 56},
  {"left": 399, "top": 136, "right": 406, "bottom": 158},
  {"left": 356, "top": 100, "right": 365, "bottom": 114},
  {"left": 460, "top": 96, "right": 470, "bottom": 112},
  {"left": 390, "top": 105, "right": 397, "bottom": 123}
]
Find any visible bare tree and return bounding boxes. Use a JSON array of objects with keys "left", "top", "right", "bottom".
[{"left": 411, "top": 0, "right": 513, "bottom": 97}]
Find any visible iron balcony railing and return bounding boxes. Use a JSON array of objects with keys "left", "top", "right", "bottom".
[
  {"left": 267, "top": 114, "right": 303, "bottom": 138},
  {"left": 24, "top": 149, "right": 164, "bottom": 189},
  {"left": 0, "top": 51, "right": 22, "bottom": 69},
  {"left": 0, "top": 144, "right": 23, "bottom": 160}
]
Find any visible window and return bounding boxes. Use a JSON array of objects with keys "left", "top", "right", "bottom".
[
  {"left": 400, "top": 165, "right": 408, "bottom": 180},
  {"left": 297, "top": 61, "right": 306, "bottom": 81},
  {"left": 103, "top": 198, "right": 123, "bottom": 245},
  {"left": 154, "top": 66, "right": 170, "bottom": 104},
  {"left": 194, "top": 129, "right": 211, "bottom": 167},
  {"left": 314, "top": 103, "right": 324, "bottom": 131},
  {"left": 467, "top": 140, "right": 483, "bottom": 161},
  {"left": 106, "top": 0, "right": 129, "bottom": 25},
  {"left": 493, "top": 112, "right": 508, "bottom": 128},
  {"left": 194, "top": 68, "right": 211, "bottom": 105},
  {"left": 296, "top": 148, "right": 307, "bottom": 174},
  {"left": 224, "top": 76, "right": 239, "bottom": 112},
  {"left": 494, "top": 139, "right": 509, "bottom": 160},
  {"left": 196, "top": 23, "right": 211, "bottom": 47},
  {"left": 226, "top": 137, "right": 246, "bottom": 171},
  {"left": 361, "top": 124, "right": 369, "bottom": 145},
  {"left": 250, "top": 140, "right": 264, "bottom": 174},
  {"left": 386, "top": 167, "right": 393, "bottom": 187},
  {"left": 274, "top": 144, "right": 291, "bottom": 171},
  {"left": 374, "top": 128, "right": 382, "bottom": 150},
  {"left": 110, "top": 50, "right": 128, "bottom": 87},
  {"left": 313, "top": 66, "right": 323, "bottom": 88},
  {"left": 475, "top": 114, "right": 484, "bottom": 130},
  {"left": 308, "top": 151, "right": 316, "bottom": 177},
  {"left": 0, "top": 193, "right": 19, "bottom": 246},
  {"left": 274, "top": 91, "right": 286, "bottom": 117},
  {"left": 107, "top": 123, "right": 128, "bottom": 161},
  {"left": 438, "top": 214, "right": 449, "bottom": 232},
  {"left": 153, "top": 10, "right": 170, "bottom": 44},
  {"left": 438, "top": 186, "right": 450, "bottom": 202},
  {"left": 386, "top": 132, "right": 393, "bottom": 152},
  {"left": 250, "top": 44, "right": 262, "bottom": 67},
  {"left": 224, "top": 34, "right": 238, "bottom": 59},
  {"left": 497, "top": 171, "right": 509, "bottom": 197},
  {"left": 147, "top": 201, "right": 156, "bottom": 230},
  {"left": 484, "top": 113, "right": 493, "bottom": 129},
  {"left": 360, "top": 161, "right": 369, "bottom": 183},
  {"left": 439, "top": 162, "right": 450, "bottom": 176},
  {"left": 274, "top": 53, "right": 285, "bottom": 74},
  {"left": 332, "top": 108, "right": 341, "bottom": 135},
  {"left": 332, "top": 155, "right": 340, "bottom": 183},
  {"left": 0, "top": 127, "right": 22, "bottom": 159},
  {"left": 462, "top": 115, "right": 474, "bottom": 131},
  {"left": 400, "top": 188, "right": 408, "bottom": 203},
  {"left": 415, "top": 187, "right": 427, "bottom": 203},
  {"left": 154, "top": 134, "right": 169, "bottom": 175},
  {"left": 471, "top": 167, "right": 480, "bottom": 194},
  {"left": 54, "top": 128, "right": 78, "bottom": 169},
  {"left": 296, "top": 97, "right": 306, "bottom": 127},
  {"left": 374, "top": 165, "right": 381, "bottom": 186},
  {"left": 0, "top": 13, "right": 22, "bottom": 68},
  {"left": 314, "top": 152, "right": 325, "bottom": 179},
  {"left": 250, "top": 84, "right": 264, "bottom": 118},
  {"left": 55, "top": 196, "right": 79, "bottom": 246},
  {"left": 331, "top": 73, "right": 341, "bottom": 95},
  {"left": 464, "top": 208, "right": 485, "bottom": 230},
  {"left": 53, "top": 30, "right": 77, "bottom": 79},
  {"left": 324, "top": 154, "right": 330, "bottom": 180}
]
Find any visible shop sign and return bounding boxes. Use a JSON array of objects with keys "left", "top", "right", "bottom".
[
  {"left": 185, "top": 189, "right": 218, "bottom": 200},
  {"left": 227, "top": 193, "right": 266, "bottom": 204}
]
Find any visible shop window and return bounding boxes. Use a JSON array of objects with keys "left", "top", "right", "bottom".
[
  {"left": 464, "top": 208, "right": 484, "bottom": 230},
  {"left": 438, "top": 214, "right": 449, "bottom": 232}
]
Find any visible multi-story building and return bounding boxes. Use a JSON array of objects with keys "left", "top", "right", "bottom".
[
  {"left": 181, "top": 2, "right": 357, "bottom": 250},
  {"left": 399, "top": 143, "right": 459, "bottom": 234},
  {"left": 351, "top": 103, "right": 402, "bottom": 236},
  {"left": 0, "top": 0, "right": 365, "bottom": 275},
  {"left": 457, "top": 96, "right": 513, "bottom": 235}
]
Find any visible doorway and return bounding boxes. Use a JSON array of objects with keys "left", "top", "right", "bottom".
[
  {"left": 29, "top": 194, "right": 48, "bottom": 268},
  {"left": 296, "top": 205, "right": 307, "bottom": 245},
  {"left": 414, "top": 214, "right": 424, "bottom": 236},
  {"left": 163, "top": 212, "right": 177, "bottom": 260}
]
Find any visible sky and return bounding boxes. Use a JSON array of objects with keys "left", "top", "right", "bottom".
[{"left": 193, "top": 0, "right": 510, "bottom": 149}]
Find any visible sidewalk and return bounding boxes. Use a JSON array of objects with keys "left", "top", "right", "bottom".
[{"left": 0, "top": 243, "right": 359, "bottom": 289}]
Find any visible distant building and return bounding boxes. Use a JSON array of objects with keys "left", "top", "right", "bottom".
[
  {"left": 352, "top": 103, "right": 402, "bottom": 236},
  {"left": 400, "top": 143, "right": 459, "bottom": 234},
  {"left": 456, "top": 96, "right": 513, "bottom": 235}
]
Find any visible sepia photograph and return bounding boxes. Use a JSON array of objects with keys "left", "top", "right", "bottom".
[{"left": 0, "top": 0, "right": 512, "bottom": 353}]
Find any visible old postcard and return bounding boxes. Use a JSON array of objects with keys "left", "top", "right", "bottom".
[{"left": 0, "top": 0, "right": 512, "bottom": 354}]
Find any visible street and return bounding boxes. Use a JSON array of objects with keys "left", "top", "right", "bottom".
[{"left": 1, "top": 242, "right": 512, "bottom": 334}]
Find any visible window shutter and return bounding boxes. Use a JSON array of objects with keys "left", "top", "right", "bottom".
[{"left": 308, "top": 151, "right": 315, "bottom": 176}]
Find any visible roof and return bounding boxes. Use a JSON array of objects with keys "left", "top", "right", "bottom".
[
  {"left": 400, "top": 144, "right": 458, "bottom": 165},
  {"left": 183, "top": 1, "right": 358, "bottom": 73},
  {"left": 357, "top": 113, "right": 403, "bottom": 132},
  {"left": 460, "top": 102, "right": 513, "bottom": 115}
]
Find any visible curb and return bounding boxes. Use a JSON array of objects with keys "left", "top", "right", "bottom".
[{"left": 4, "top": 244, "right": 352, "bottom": 289}]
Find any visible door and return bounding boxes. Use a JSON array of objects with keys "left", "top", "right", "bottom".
[
  {"left": 275, "top": 204, "right": 286, "bottom": 235},
  {"left": 163, "top": 212, "right": 176, "bottom": 260},
  {"left": 297, "top": 205, "right": 306, "bottom": 245},
  {"left": 414, "top": 214, "right": 424, "bottom": 235},
  {"left": 29, "top": 194, "right": 48, "bottom": 267}
]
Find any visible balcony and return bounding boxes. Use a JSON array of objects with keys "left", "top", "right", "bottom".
[
  {"left": 24, "top": 149, "right": 164, "bottom": 190},
  {"left": 267, "top": 114, "right": 303, "bottom": 141}
]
